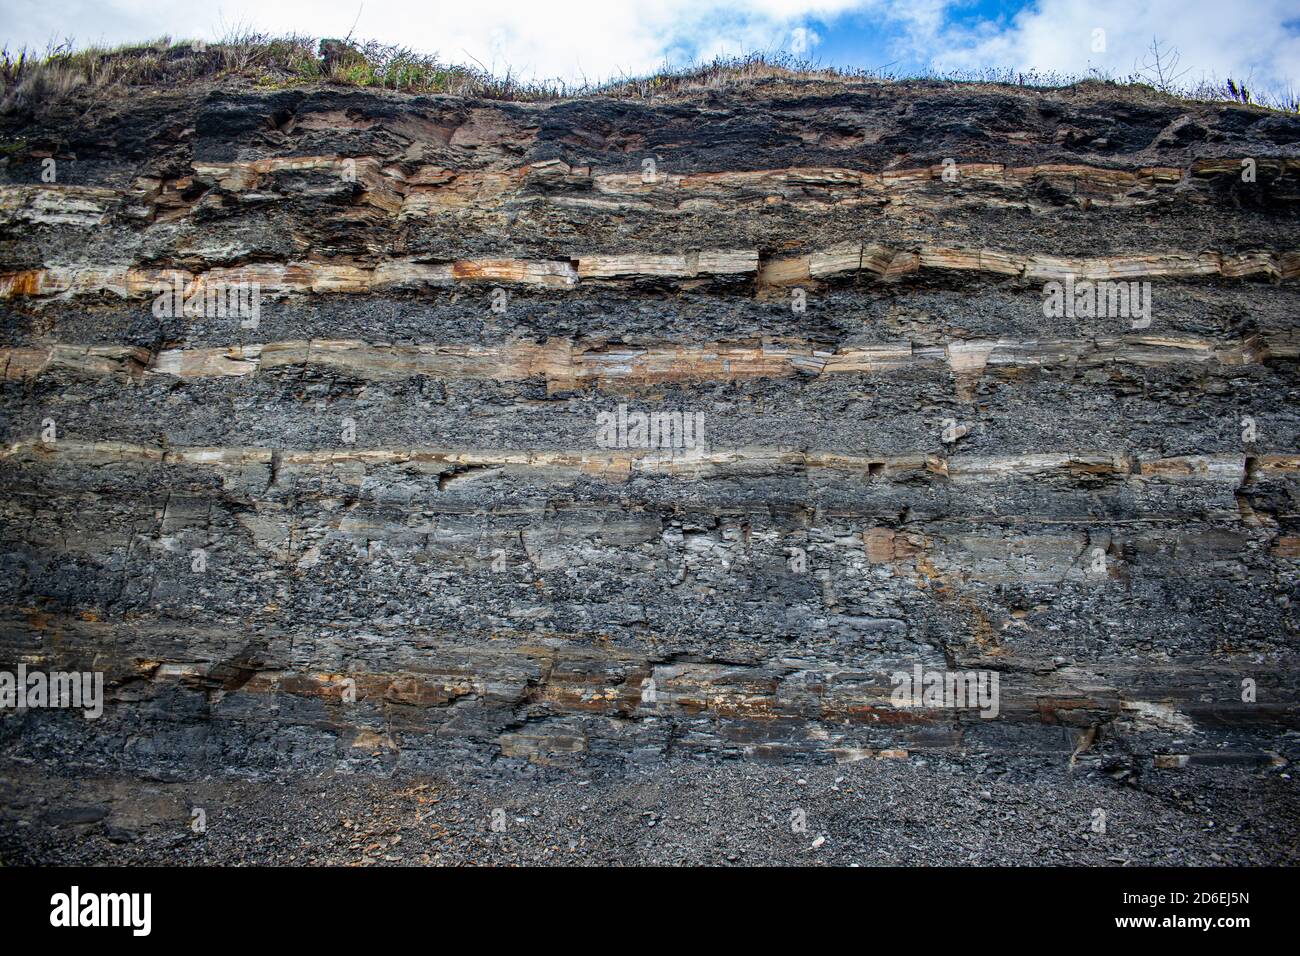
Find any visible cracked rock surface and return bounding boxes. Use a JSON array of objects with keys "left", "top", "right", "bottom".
[{"left": 1, "top": 75, "right": 1298, "bottom": 864}]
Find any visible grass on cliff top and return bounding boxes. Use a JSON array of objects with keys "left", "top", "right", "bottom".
[{"left": 1, "top": 33, "right": 1296, "bottom": 115}]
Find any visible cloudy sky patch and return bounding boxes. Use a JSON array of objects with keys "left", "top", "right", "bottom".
[{"left": 1, "top": 0, "right": 1295, "bottom": 95}]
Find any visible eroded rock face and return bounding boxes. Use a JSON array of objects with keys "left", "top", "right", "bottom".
[{"left": 0, "top": 79, "right": 1298, "bottom": 776}]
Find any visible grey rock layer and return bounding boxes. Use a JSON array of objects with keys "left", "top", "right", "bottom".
[{"left": 0, "top": 78, "right": 1297, "bottom": 777}]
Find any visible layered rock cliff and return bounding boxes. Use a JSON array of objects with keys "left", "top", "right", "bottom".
[{"left": 2, "top": 74, "right": 1298, "bottom": 781}]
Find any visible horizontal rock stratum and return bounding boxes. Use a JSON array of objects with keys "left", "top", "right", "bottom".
[{"left": 0, "top": 74, "right": 1298, "bottom": 779}]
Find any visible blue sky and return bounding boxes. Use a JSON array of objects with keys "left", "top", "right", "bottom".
[
  {"left": 810, "top": 1, "right": 1025, "bottom": 73},
  {"left": 1, "top": 0, "right": 1297, "bottom": 95}
]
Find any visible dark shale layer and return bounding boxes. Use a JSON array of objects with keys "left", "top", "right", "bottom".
[{"left": 1, "top": 77, "right": 1298, "bottom": 860}]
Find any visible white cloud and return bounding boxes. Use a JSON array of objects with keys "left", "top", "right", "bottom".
[
  {"left": 0, "top": 0, "right": 1294, "bottom": 92},
  {"left": 905, "top": 0, "right": 1300, "bottom": 92},
  {"left": 0, "top": 0, "right": 865, "bottom": 81}
]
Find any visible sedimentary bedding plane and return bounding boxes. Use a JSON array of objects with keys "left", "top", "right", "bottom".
[{"left": 1, "top": 71, "right": 1297, "bottom": 776}]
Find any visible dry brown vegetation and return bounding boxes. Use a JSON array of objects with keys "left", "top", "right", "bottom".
[{"left": 0, "top": 31, "right": 1295, "bottom": 115}]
